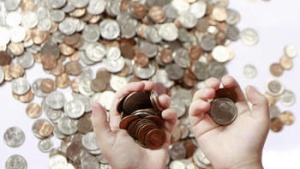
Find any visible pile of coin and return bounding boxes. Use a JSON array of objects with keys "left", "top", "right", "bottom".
[
  {"left": 0, "top": 0, "right": 296, "bottom": 168},
  {"left": 117, "top": 90, "right": 166, "bottom": 149}
]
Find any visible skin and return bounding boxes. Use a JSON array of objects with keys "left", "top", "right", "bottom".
[
  {"left": 189, "top": 75, "right": 270, "bottom": 169},
  {"left": 92, "top": 81, "right": 177, "bottom": 169}
]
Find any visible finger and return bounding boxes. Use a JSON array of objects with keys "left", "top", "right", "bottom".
[
  {"left": 158, "top": 94, "right": 170, "bottom": 109},
  {"left": 245, "top": 86, "right": 269, "bottom": 120},
  {"left": 92, "top": 103, "right": 114, "bottom": 144},
  {"left": 188, "top": 100, "right": 210, "bottom": 124},
  {"left": 221, "top": 75, "right": 249, "bottom": 113},
  {"left": 205, "top": 77, "right": 221, "bottom": 90},
  {"left": 193, "top": 114, "right": 219, "bottom": 139},
  {"left": 161, "top": 108, "right": 177, "bottom": 133},
  {"left": 193, "top": 88, "right": 216, "bottom": 101}
]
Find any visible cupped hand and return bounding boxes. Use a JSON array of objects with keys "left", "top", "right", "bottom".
[
  {"left": 189, "top": 75, "right": 270, "bottom": 169},
  {"left": 92, "top": 81, "right": 177, "bottom": 169}
]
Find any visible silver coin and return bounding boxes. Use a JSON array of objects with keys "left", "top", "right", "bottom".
[
  {"left": 57, "top": 116, "right": 78, "bottom": 135},
  {"left": 109, "top": 75, "right": 128, "bottom": 92},
  {"left": 4, "top": 0, "right": 21, "bottom": 11},
  {"left": 280, "top": 90, "right": 296, "bottom": 106},
  {"left": 144, "top": 26, "right": 161, "bottom": 43},
  {"left": 151, "top": 69, "right": 174, "bottom": 88},
  {"left": 21, "top": 12, "right": 38, "bottom": 29},
  {"left": 6, "top": 154, "right": 27, "bottom": 169},
  {"left": 59, "top": 17, "right": 77, "bottom": 35},
  {"left": 87, "top": 0, "right": 107, "bottom": 15},
  {"left": 158, "top": 23, "right": 178, "bottom": 41},
  {"left": 173, "top": 48, "right": 191, "bottom": 68},
  {"left": 4, "top": 127, "right": 25, "bottom": 148},
  {"left": 106, "top": 0, "right": 121, "bottom": 17},
  {"left": 169, "top": 160, "right": 186, "bottom": 169},
  {"left": 106, "top": 46, "right": 121, "bottom": 61},
  {"left": 43, "top": 103, "right": 64, "bottom": 123},
  {"left": 37, "top": 18, "right": 52, "bottom": 31},
  {"left": 269, "top": 105, "right": 281, "bottom": 119},
  {"left": 81, "top": 155, "right": 100, "bottom": 169},
  {"left": 99, "top": 19, "right": 120, "bottom": 40},
  {"left": 38, "top": 138, "right": 54, "bottom": 153},
  {"left": 192, "top": 61, "right": 210, "bottom": 81},
  {"left": 226, "top": 25, "right": 240, "bottom": 41},
  {"left": 178, "top": 11, "right": 197, "bottom": 28},
  {"left": 6, "top": 12, "right": 22, "bottom": 27},
  {"left": 165, "top": 63, "right": 184, "bottom": 80},
  {"left": 209, "top": 97, "right": 237, "bottom": 125},
  {"left": 0, "top": 26, "right": 11, "bottom": 45},
  {"left": 72, "top": 93, "right": 92, "bottom": 112},
  {"left": 15, "top": 51, "right": 34, "bottom": 69},
  {"left": 82, "top": 24, "right": 101, "bottom": 43},
  {"left": 240, "top": 28, "right": 259, "bottom": 46},
  {"left": 171, "top": 0, "right": 190, "bottom": 14},
  {"left": 64, "top": 99, "right": 85, "bottom": 119},
  {"left": 0, "top": 66, "right": 4, "bottom": 84},
  {"left": 190, "top": 1, "right": 206, "bottom": 19},
  {"left": 200, "top": 34, "right": 216, "bottom": 51},
  {"left": 104, "top": 57, "right": 125, "bottom": 73},
  {"left": 226, "top": 9, "right": 240, "bottom": 25},
  {"left": 139, "top": 41, "right": 158, "bottom": 58},
  {"left": 11, "top": 77, "right": 31, "bottom": 95},
  {"left": 69, "top": 0, "right": 89, "bottom": 8},
  {"left": 266, "top": 78, "right": 284, "bottom": 96},
  {"left": 170, "top": 100, "right": 186, "bottom": 118},
  {"left": 40, "top": 41, "right": 60, "bottom": 59},
  {"left": 85, "top": 42, "right": 106, "bottom": 62},
  {"left": 212, "top": 45, "right": 231, "bottom": 63},
  {"left": 45, "top": 91, "right": 66, "bottom": 110},
  {"left": 243, "top": 64, "right": 257, "bottom": 78},
  {"left": 192, "top": 148, "right": 210, "bottom": 168},
  {"left": 82, "top": 132, "right": 99, "bottom": 151},
  {"left": 50, "top": 10, "right": 66, "bottom": 22},
  {"left": 209, "top": 62, "right": 227, "bottom": 80},
  {"left": 48, "top": 0, "right": 66, "bottom": 9},
  {"left": 133, "top": 62, "right": 156, "bottom": 79},
  {"left": 78, "top": 78, "right": 95, "bottom": 96},
  {"left": 284, "top": 44, "right": 297, "bottom": 58},
  {"left": 49, "top": 154, "right": 67, "bottom": 169}
]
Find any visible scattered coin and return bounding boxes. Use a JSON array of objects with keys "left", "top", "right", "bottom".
[
  {"left": 243, "top": 64, "right": 257, "bottom": 78},
  {"left": 4, "top": 127, "right": 25, "bottom": 148},
  {"left": 5, "top": 154, "right": 27, "bottom": 169}
]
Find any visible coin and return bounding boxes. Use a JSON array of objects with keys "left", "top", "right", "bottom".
[
  {"left": 240, "top": 28, "right": 259, "bottom": 46},
  {"left": 4, "top": 127, "right": 25, "bottom": 148},
  {"left": 209, "top": 97, "right": 238, "bottom": 125},
  {"left": 279, "top": 55, "right": 293, "bottom": 70},
  {"left": 6, "top": 154, "right": 27, "bottom": 169},
  {"left": 284, "top": 44, "right": 297, "bottom": 58},
  {"left": 280, "top": 90, "right": 295, "bottom": 106},
  {"left": 270, "top": 63, "right": 283, "bottom": 77},
  {"left": 243, "top": 64, "right": 257, "bottom": 78},
  {"left": 270, "top": 117, "right": 284, "bottom": 132},
  {"left": 38, "top": 138, "right": 54, "bottom": 153},
  {"left": 122, "top": 91, "right": 153, "bottom": 115},
  {"left": 280, "top": 111, "right": 295, "bottom": 126},
  {"left": 144, "top": 128, "right": 166, "bottom": 149},
  {"left": 119, "top": 114, "right": 139, "bottom": 129},
  {"left": 266, "top": 78, "right": 284, "bottom": 96},
  {"left": 26, "top": 102, "right": 42, "bottom": 119}
]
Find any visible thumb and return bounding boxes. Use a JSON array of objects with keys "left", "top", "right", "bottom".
[
  {"left": 245, "top": 86, "right": 269, "bottom": 120},
  {"left": 92, "top": 103, "right": 114, "bottom": 144}
]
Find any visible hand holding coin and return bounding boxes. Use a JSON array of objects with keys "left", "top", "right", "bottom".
[
  {"left": 92, "top": 81, "right": 177, "bottom": 169},
  {"left": 189, "top": 75, "right": 270, "bottom": 169}
]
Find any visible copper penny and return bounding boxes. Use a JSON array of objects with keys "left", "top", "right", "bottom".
[
  {"left": 42, "top": 53, "right": 57, "bottom": 70},
  {"left": 129, "top": 2, "right": 148, "bottom": 19},
  {"left": 65, "top": 61, "right": 83, "bottom": 76},
  {"left": 66, "top": 141, "right": 84, "bottom": 162},
  {"left": 70, "top": 78, "right": 80, "bottom": 93},
  {"left": 134, "top": 52, "right": 149, "bottom": 68},
  {"left": 3, "top": 65, "right": 13, "bottom": 81},
  {"left": 159, "top": 48, "right": 173, "bottom": 64},
  {"left": 122, "top": 91, "right": 153, "bottom": 114},
  {"left": 134, "top": 119, "right": 152, "bottom": 140},
  {"left": 270, "top": 63, "right": 284, "bottom": 77},
  {"left": 8, "top": 42, "right": 25, "bottom": 56},
  {"left": 127, "top": 118, "right": 141, "bottom": 138},
  {"left": 91, "top": 78, "right": 107, "bottom": 92},
  {"left": 144, "top": 128, "right": 166, "bottom": 149},
  {"left": 55, "top": 73, "right": 70, "bottom": 89},
  {"left": 279, "top": 56, "right": 293, "bottom": 70},
  {"left": 96, "top": 68, "right": 111, "bottom": 80},
  {"left": 188, "top": 45, "right": 203, "bottom": 62},
  {"left": 209, "top": 97, "right": 237, "bottom": 125},
  {"left": 280, "top": 111, "right": 295, "bottom": 126},
  {"left": 0, "top": 51, "right": 12, "bottom": 66},
  {"left": 120, "top": 43, "right": 135, "bottom": 59},
  {"left": 145, "top": 115, "right": 164, "bottom": 127},
  {"left": 33, "top": 53, "right": 42, "bottom": 63},
  {"left": 150, "top": 90, "right": 163, "bottom": 113},
  {"left": 69, "top": 8, "right": 86, "bottom": 18},
  {"left": 64, "top": 33, "right": 82, "bottom": 47},
  {"left": 184, "top": 140, "right": 196, "bottom": 158},
  {"left": 9, "top": 63, "right": 25, "bottom": 78},
  {"left": 138, "top": 123, "right": 157, "bottom": 144},
  {"left": 40, "top": 78, "right": 56, "bottom": 93},
  {"left": 270, "top": 117, "right": 284, "bottom": 132},
  {"left": 215, "top": 88, "right": 238, "bottom": 102},
  {"left": 116, "top": 63, "right": 131, "bottom": 77},
  {"left": 26, "top": 103, "right": 42, "bottom": 119},
  {"left": 32, "top": 119, "right": 54, "bottom": 138},
  {"left": 119, "top": 114, "right": 140, "bottom": 129},
  {"left": 77, "top": 113, "right": 93, "bottom": 134},
  {"left": 49, "top": 63, "right": 65, "bottom": 76},
  {"left": 31, "top": 28, "right": 48, "bottom": 45}
]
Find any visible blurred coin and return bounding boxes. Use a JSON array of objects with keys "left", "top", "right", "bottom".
[
  {"left": 270, "top": 117, "right": 284, "bottom": 132},
  {"left": 243, "top": 64, "right": 257, "bottom": 78},
  {"left": 4, "top": 127, "right": 25, "bottom": 148},
  {"left": 280, "top": 111, "right": 295, "bottom": 126},
  {"left": 280, "top": 90, "right": 295, "bottom": 106},
  {"left": 284, "top": 44, "right": 297, "bottom": 58},
  {"left": 270, "top": 63, "right": 283, "bottom": 77},
  {"left": 6, "top": 154, "right": 27, "bottom": 169},
  {"left": 240, "top": 28, "right": 259, "bottom": 46},
  {"left": 266, "top": 78, "right": 284, "bottom": 96}
]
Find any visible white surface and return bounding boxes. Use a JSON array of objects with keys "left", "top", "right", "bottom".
[{"left": 0, "top": 0, "right": 300, "bottom": 169}]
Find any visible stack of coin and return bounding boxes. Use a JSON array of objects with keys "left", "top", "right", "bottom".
[
  {"left": 117, "top": 90, "right": 166, "bottom": 149},
  {"left": 209, "top": 88, "right": 238, "bottom": 125}
]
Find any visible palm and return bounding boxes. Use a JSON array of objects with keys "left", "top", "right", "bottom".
[
  {"left": 189, "top": 76, "right": 269, "bottom": 169},
  {"left": 92, "top": 81, "right": 177, "bottom": 169}
]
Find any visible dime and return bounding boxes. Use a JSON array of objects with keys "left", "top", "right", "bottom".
[
  {"left": 38, "top": 138, "right": 54, "bottom": 153},
  {"left": 240, "top": 28, "right": 259, "bottom": 46},
  {"left": 243, "top": 64, "right": 257, "bottom": 78},
  {"left": 4, "top": 127, "right": 25, "bottom": 148},
  {"left": 209, "top": 97, "right": 237, "bottom": 125},
  {"left": 6, "top": 155, "right": 27, "bottom": 169},
  {"left": 266, "top": 78, "right": 284, "bottom": 96},
  {"left": 284, "top": 44, "right": 297, "bottom": 58},
  {"left": 280, "top": 90, "right": 295, "bottom": 106}
]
